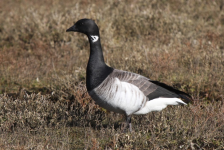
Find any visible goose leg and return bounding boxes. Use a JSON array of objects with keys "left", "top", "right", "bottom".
[{"left": 126, "top": 115, "right": 132, "bottom": 132}]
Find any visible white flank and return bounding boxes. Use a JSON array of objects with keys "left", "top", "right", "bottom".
[
  {"left": 134, "top": 97, "right": 186, "bottom": 115},
  {"left": 89, "top": 78, "right": 147, "bottom": 115},
  {"left": 90, "top": 35, "right": 99, "bottom": 42}
]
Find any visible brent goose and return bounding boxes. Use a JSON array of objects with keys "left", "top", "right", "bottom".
[{"left": 66, "top": 19, "right": 191, "bottom": 132}]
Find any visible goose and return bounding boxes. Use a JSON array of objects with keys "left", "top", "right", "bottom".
[{"left": 66, "top": 19, "right": 192, "bottom": 132}]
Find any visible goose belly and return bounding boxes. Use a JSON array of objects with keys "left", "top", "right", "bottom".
[
  {"left": 88, "top": 78, "right": 147, "bottom": 115},
  {"left": 134, "top": 97, "right": 186, "bottom": 115}
]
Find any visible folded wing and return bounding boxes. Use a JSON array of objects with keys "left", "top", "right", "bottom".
[{"left": 112, "top": 69, "right": 192, "bottom": 103}]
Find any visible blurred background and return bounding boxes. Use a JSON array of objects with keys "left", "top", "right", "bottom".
[{"left": 0, "top": 0, "right": 224, "bottom": 149}]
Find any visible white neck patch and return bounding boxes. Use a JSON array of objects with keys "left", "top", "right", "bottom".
[{"left": 90, "top": 35, "right": 99, "bottom": 43}]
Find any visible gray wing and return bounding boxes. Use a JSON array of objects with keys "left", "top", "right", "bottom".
[{"left": 111, "top": 69, "right": 191, "bottom": 103}]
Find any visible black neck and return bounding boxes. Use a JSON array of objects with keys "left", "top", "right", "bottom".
[{"left": 86, "top": 35, "right": 113, "bottom": 91}]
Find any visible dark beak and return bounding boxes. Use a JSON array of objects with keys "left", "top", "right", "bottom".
[{"left": 66, "top": 25, "right": 77, "bottom": 32}]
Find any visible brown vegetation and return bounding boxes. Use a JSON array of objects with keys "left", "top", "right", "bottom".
[{"left": 1, "top": 0, "right": 224, "bottom": 149}]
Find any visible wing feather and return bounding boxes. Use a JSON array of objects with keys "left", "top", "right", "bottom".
[{"left": 111, "top": 69, "right": 191, "bottom": 103}]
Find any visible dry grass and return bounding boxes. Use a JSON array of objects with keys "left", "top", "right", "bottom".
[{"left": 1, "top": 0, "right": 224, "bottom": 149}]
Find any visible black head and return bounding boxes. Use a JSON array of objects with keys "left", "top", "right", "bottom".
[{"left": 66, "top": 19, "right": 99, "bottom": 35}]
